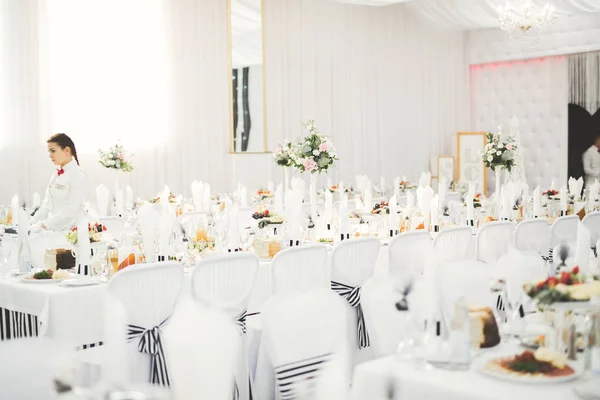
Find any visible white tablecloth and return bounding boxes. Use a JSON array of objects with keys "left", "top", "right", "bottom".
[{"left": 351, "top": 346, "right": 585, "bottom": 400}]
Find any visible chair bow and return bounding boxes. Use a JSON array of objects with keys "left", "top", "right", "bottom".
[
  {"left": 331, "top": 281, "right": 370, "bottom": 349},
  {"left": 274, "top": 353, "right": 332, "bottom": 400},
  {"left": 127, "top": 318, "right": 171, "bottom": 386},
  {"left": 235, "top": 309, "right": 247, "bottom": 335}
]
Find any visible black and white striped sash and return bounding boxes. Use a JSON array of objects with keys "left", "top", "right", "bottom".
[
  {"left": 274, "top": 353, "right": 332, "bottom": 400},
  {"left": 331, "top": 281, "right": 370, "bottom": 349},
  {"left": 0, "top": 308, "right": 39, "bottom": 340},
  {"left": 236, "top": 309, "right": 247, "bottom": 335},
  {"left": 547, "top": 247, "right": 553, "bottom": 264},
  {"left": 127, "top": 317, "right": 171, "bottom": 386},
  {"left": 77, "top": 263, "right": 90, "bottom": 276},
  {"left": 496, "top": 294, "right": 525, "bottom": 323}
]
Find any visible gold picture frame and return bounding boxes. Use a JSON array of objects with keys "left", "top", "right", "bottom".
[
  {"left": 457, "top": 132, "right": 487, "bottom": 196},
  {"left": 227, "top": 0, "right": 269, "bottom": 153}
]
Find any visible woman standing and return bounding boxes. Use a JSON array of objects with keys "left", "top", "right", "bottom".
[{"left": 30, "top": 133, "right": 90, "bottom": 232}]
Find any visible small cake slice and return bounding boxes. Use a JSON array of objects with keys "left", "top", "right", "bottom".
[{"left": 468, "top": 305, "right": 501, "bottom": 349}]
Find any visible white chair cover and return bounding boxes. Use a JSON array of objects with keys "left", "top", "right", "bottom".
[
  {"left": 191, "top": 253, "right": 259, "bottom": 400},
  {"left": 388, "top": 231, "right": 433, "bottom": 274},
  {"left": 550, "top": 215, "right": 579, "bottom": 248},
  {"left": 514, "top": 219, "right": 550, "bottom": 257},
  {"left": 0, "top": 338, "right": 73, "bottom": 399},
  {"left": 96, "top": 184, "right": 110, "bottom": 217},
  {"left": 271, "top": 245, "right": 328, "bottom": 295},
  {"left": 28, "top": 231, "right": 72, "bottom": 270},
  {"left": 432, "top": 227, "right": 473, "bottom": 262},
  {"left": 330, "top": 238, "right": 380, "bottom": 365},
  {"left": 255, "top": 289, "right": 350, "bottom": 400},
  {"left": 99, "top": 216, "right": 126, "bottom": 237},
  {"left": 106, "top": 262, "right": 184, "bottom": 386},
  {"left": 476, "top": 221, "right": 514, "bottom": 263},
  {"left": 582, "top": 211, "right": 600, "bottom": 248},
  {"left": 360, "top": 275, "right": 410, "bottom": 358}
]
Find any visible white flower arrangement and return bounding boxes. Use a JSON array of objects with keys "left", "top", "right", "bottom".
[
  {"left": 292, "top": 119, "right": 338, "bottom": 174},
  {"left": 273, "top": 140, "right": 295, "bottom": 168},
  {"left": 482, "top": 126, "right": 517, "bottom": 172},
  {"left": 98, "top": 143, "right": 133, "bottom": 172}
]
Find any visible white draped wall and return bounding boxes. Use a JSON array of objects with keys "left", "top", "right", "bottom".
[{"left": 0, "top": 0, "right": 469, "bottom": 204}]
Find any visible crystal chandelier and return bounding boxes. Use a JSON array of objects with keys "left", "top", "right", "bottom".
[{"left": 497, "top": 0, "right": 556, "bottom": 52}]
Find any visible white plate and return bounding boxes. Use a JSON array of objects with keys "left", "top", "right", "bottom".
[
  {"left": 60, "top": 277, "right": 101, "bottom": 287},
  {"left": 21, "top": 276, "right": 69, "bottom": 284},
  {"left": 474, "top": 352, "right": 582, "bottom": 384}
]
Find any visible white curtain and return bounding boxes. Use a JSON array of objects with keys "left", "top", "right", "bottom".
[
  {"left": 264, "top": 0, "right": 468, "bottom": 184},
  {"left": 569, "top": 51, "right": 600, "bottom": 114}
]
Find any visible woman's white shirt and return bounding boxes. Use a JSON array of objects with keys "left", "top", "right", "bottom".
[{"left": 30, "top": 160, "right": 90, "bottom": 231}]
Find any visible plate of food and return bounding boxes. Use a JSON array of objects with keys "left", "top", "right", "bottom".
[
  {"left": 21, "top": 269, "right": 72, "bottom": 283},
  {"left": 522, "top": 266, "right": 600, "bottom": 308},
  {"left": 476, "top": 348, "right": 581, "bottom": 384}
]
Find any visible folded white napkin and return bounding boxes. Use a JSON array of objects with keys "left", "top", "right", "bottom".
[
  {"left": 324, "top": 190, "right": 333, "bottom": 226},
  {"left": 32, "top": 193, "right": 41, "bottom": 209},
  {"left": 560, "top": 185, "right": 568, "bottom": 212},
  {"left": 228, "top": 206, "right": 240, "bottom": 250},
  {"left": 389, "top": 195, "right": 398, "bottom": 232},
  {"left": 291, "top": 178, "right": 305, "bottom": 202},
  {"left": 309, "top": 177, "right": 318, "bottom": 222},
  {"left": 115, "top": 188, "right": 124, "bottom": 217},
  {"left": 588, "top": 180, "right": 599, "bottom": 209},
  {"left": 466, "top": 193, "right": 474, "bottom": 220},
  {"left": 288, "top": 190, "right": 303, "bottom": 242},
  {"left": 550, "top": 179, "right": 557, "bottom": 190},
  {"left": 203, "top": 184, "right": 211, "bottom": 212},
  {"left": 11, "top": 195, "right": 19, "bottom": 225},
  {"left": 393, "top": 176, "right": 400, "bottom": 198},
  {"left": 339, "top": 193, "right": 350, "bottom": 236},
  {"left": 158, "top": 187, "right": 173, "bottom": 256},
  {"left": 137, "top": 204, "right": 160, "bottom": 259},
  {"left": 364, "top": 180, "right": 372, "bottom": 213},
  {"left": 568, "top": 177, "right": 578, "bottom": 200},
  {"left": 18, "top": 208, "right": 32, "bottom": 268},
  {"left": 419, "top": 172, "right": 431, "bottom": 188},
  {"left": 406, "top": 191, "right": 414, "bottom": 216},
  {"left": 379, "top": 176, "right": 385, "bottom": 194},
  {"left": 533, "top": 186, "right": 542, "bottom": 217},
  {"left": 96, "top": 185, "right": 110, "bottom": 216},
  {"left": 275, "top": 184, "right": 284, "bottom": 215},
  {"left": 419, "top": 186, "right": 434, "bottom": 229},
  {"left": 76, "top": 217, "right": 91, "bottom": 267},
  {"left": 521, "top": 183, "right": 529, "bottom": 206},
  {"left": 431, "top": 194, "right": 439, "bottom": 226},
  {"left": 355, "top": 175, "right": 368, "bottom": 194},
  {"left": 191, "top": 180, "right": 203, "bottom": 211},
  {"left": 438, "top": 178, "right": 448, "bottom": 208},
  {"left": 125, "top": 185, "right": 133, "bottom": 210}
]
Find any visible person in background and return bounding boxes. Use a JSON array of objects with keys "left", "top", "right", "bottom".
[
  {"left": 30, "top": 133, "right": 90, "bottom": 232},
  {"left": 582, "top": 133, "right": 600, "bottom": 189}
]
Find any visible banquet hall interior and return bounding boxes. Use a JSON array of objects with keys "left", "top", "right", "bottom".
[{"left": 2, "top": 0, "right": 600, "bottom": 399}]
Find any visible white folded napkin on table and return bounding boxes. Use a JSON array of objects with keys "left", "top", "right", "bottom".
[
  {"left": 389, "top": 195, "right": 398, "bottom": 234},
  {"left": 394, "top": 176, "right": 400, "bottom": 198},
  {"left": 309, "top": 176, "right": 317, "bottom": 222},
  {"left": 560, "top": 185, "right": 568, "bottom": 213},
  {"left": 417, "top": 186, "right": 434, "bottom": 229},
  {"left": 521, "top": 183, "right": 529, "bottom": 206},
  {"left": 288, "top": 190, "right": 304, "bottom": 243},
  {"left": 96, "top": 184, "right": 110, "bottom": 216},
  {"left": 550, "top": 179, "right": 557, "bottom": 191},
  {"left": 228, "top": 205, "right": 240, "bottom": 251},
  {"left": 568, "top": 177, "right": 578, "bottom": 200},
  {"left": 115, "top": 188, "right": 124, "bottom": 217},
  {"left": 418, "top": 172, "right": 431, "bottom": 188},
  {"left": 324, "top": 190, "right": 333, "bottom": 228},
  {"left": 137, "top": 204, "right": 160, "bottom": 260},
  {"left": 363, "top": 180, "right": 372, "bottom": 213},
  {"left": 18, "top": 208, "right": 32, "bottom": 269},
  {"left": 203, "top": 184, "right": 211, "bottom": 212},
  {"left": 430, "top": 194, "right": 439, "bottom": 227},
  {"left": 379, "top": 176, "right": 385, "bottom": 194},
  {"left": 406, "top": 191, "right": 414, "bottom": 216},
  {"left": 291, "top": 178, "right": 305, "bottom": 202},
  {"left": 158, "top": 187, "right": 174, "bottom": 257},
  {"left": 191, "top": 180, "right": 203, "bottom": 211},
  {"left": 355, "top": 175, "right": 368, "bottom": 194},
  {"left": 275, "top": 184, "right": 284, "bottom": 215},
  {"left": 466, "top": 193, "right": 474, "bottom": 221},
  {"left": 32, "top": 193, "right": 41, "bottom": 209},
  {"left": 11, "top": 195, "right": 19, "bottom": 225},
  {"left": 125, "top": 185, "right": 133, "bottom": 210},
  {"left": 339, "top": 193, "right": 350, "bottom": 237},
  {"left": 76, "top": 217, "right": 91, "bottom": 271},
  {"left": 438, "top": 178, "right": 448, "bottom": 208},
  {"left": 588, "top": 180, "right": 600, "bottom": 210},
  {"left": 533, "top": 186, "right": 542, "bottom": 217}
]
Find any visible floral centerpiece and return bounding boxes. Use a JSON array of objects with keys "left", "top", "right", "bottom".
[
  {"left": 482, "top": 128, "right": 517, "bottom": 172},
  {"left": 254, "top": 189, "right": 274, "bottom": 201},
  {"left": 543, "top": 189, "right": 559, "bottom": 199},
  {"left": 98, "top": 143, "right": 134, "bottom": 172},
  {"left": 329, "top": 185, "right": 350, "bottom": 193},
  {"left": 371, "top": 201, "right": 390, "bottom": 215},
  {"left": 149, "top": 191, "right": 179, "bottom": 204},
  {"left": 66, "top": 223, "right": 106, "bottom": 245},
  {"left": 523, "top": 266, "right": 600, "bottom": 305},
  {"left": 464, "top": 193, "right": 483, "bottom": 208},
  {"left": 293, "top": 120, "right": 338, "bottom": 174},
  {"left": 399, "top": 180, "right": 416, "bottom": 191}
]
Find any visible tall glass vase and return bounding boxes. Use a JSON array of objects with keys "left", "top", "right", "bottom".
[
  {"left": 284, "top": 168, "right": 290, "bottom": 193},
  {"left": 309, "top": 173, "right": 318, "bottom": 224}
]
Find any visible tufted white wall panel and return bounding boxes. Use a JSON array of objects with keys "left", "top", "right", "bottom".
[
  {"left": 467, "top": 13, "right": 600, "bottom": 65},
  {"left": 470, "top": 56, "right": 569, "bottom": 192}
]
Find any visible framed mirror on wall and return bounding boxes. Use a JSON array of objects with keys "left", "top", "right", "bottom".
[{"left": 228, "top": 0, "right": 267, "bottom": 153}]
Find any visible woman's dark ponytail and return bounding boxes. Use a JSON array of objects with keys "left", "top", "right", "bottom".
[{"left": 47, "top": 133, "right": 80, "bottom": 165}]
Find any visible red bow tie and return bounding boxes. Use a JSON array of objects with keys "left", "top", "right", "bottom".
[{"left": 57, "top": 168, "right": 65, "bottom": 176}]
